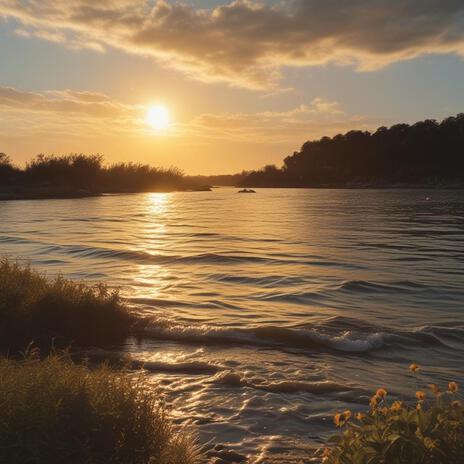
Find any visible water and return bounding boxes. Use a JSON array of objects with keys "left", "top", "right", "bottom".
[{"left": 1, "top": 189, "right": 464, "bottom": 463}]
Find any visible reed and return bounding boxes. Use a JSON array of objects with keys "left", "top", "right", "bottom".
[{"left": 0, "top": 352, "right": 200, "bottom": 464}]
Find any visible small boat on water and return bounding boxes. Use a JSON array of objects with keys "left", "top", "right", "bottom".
[{"left": 238, "top": 189, "right": 256, "bottom": 193}]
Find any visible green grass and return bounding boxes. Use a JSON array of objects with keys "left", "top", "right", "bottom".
[
  {"left": 0, "top": 259, "right": 134, "bottom": 351},
  {"left": 0, "top": 352, "right": 200, "bottom": 464},
  {"left": 323, "top": 367, "right": 464, "bottom": 464}
]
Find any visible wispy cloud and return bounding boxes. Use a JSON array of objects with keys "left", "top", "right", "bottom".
[
  {"left": 1, "top": 1, "right": 464, "bottom": 89},
  {"left": 189, "top": 98, "right": 368, "bottom": 143},
  {"left": 0, "top": 85, "right": 370, "bottom": 143}
]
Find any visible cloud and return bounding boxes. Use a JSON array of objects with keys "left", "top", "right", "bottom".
[
  {"left": 0, "top": 85, "right": 369, "bottom": 144},
  {"left": 188, "top": 98, "right": 369, "bottom": 143},
  {"left": 1, "top": 1, "right": 464, "bottom": 89},
  {"left": 0, "top": 86, "right": 145, "bottom": 138},
  {"left": 0, "top": 86, "right": 136, "bottom": 118}
]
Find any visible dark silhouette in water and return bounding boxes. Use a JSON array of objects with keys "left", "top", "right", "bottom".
[
  {"left": 240, "top": 113, "right": 464, "bottom": 188},
  {"left": 238, "top": 188, "right": 256, "bottom": 193}
]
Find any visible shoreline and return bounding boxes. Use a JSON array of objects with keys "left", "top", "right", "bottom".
[{"left": 1, "top": 184, "right": 464, "bottom": 201}]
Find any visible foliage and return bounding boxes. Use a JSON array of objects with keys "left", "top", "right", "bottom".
[
  {"left": 241, "top": 113, "right": 464, "bottom": 187},
  {"left": 0, "top": 152, "right": 17, "bottom": 184},
  {"left": 0, "top": 258, "right": 134, "bottom": 351},
  {"left": 102, "top": 162, "right": 184, "bottom": 192},
  {"left": 186, "top": 172, "right": 246, "bottom": 187},
  {"left": 323, "top": 367, "right": 463, "bottom": 464},
  {"left": 0, "top": 153, "right": 187, "bottom": 192},
  {"left": 25, "top": 153, "right": 104, "bottom": 190},
  {"left": 0, "top": 352, "right": 200, "bottom": 464}
]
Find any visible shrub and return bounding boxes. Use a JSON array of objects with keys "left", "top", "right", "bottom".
[
  {"left": 323, "top": 367, "right": 463, "bottom": 464},
  {"left": 16, "top": 153, "right": 187, "bottom": 192},
  {"left": 0, "top": 259, "right": 134, "bottom": 351},
  {"left": 0, "top": 352, "right": 200, "bottom": 464}
]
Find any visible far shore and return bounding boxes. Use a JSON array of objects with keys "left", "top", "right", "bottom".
[
  {"left": 0, "top": 185, "right": 215, "bottom": 201},
  {"left": 2, "top": 182, "right": 464, "bottom": 201}
]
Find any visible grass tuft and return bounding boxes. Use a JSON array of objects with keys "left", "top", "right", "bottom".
[
  {"left": 0, "top": 352, "right": 200, "bottom": 464},
  {"left": 0, "top": 259, "right": 134, "bottom": 350}
]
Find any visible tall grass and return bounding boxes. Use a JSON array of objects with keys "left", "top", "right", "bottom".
[
  {"left": 0, "top": 352, "right": 200, "bottom": 464},
  {"left": 0, "top": 259, "right": 134, "bottom": 351}
]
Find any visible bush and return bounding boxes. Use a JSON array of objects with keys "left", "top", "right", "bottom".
[
  {"left": 0, "top": 352, "right": 199, "bottom": 464},
  {"left": 323, "top": 366, "right": 463, "bottom": 464},
  {"left": 0, "top": 259, "right": 134, "bottom": 351},
  {"left": 6, "top": 153, "right": 187, "bottom": 192}
]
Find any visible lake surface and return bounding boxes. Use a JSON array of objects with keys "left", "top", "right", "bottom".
[{"left": 1, "top": 189, "right": 464, "bottom": 463}]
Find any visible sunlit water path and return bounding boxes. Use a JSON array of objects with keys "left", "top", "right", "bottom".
[{"left": 1, "top": 189, "right": 464, "bottom": 463}]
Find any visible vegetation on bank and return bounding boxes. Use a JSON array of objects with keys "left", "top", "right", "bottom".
[
  {"left": 185, "top": 173, "right": 245, "bottom": 187},
  {"left": 0, "top": 259, "right": 134, "bottom": 351},
  {"left": 323, "top": 365, "right": 463, "bottom": 464},
  {"left": 240, "top": 113, "right": 464, "bottom": 187},
  {"left": 0, "top": 352, "right": 199, "bottom": 464},
  {"left": 0, "top": 153, "right": 188, "bottom": 195}
]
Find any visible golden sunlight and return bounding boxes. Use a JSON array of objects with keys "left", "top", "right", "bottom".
[{"left": 146, "top": 105, "right": 170, "bottom": 130}]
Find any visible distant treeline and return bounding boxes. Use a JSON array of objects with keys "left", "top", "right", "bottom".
[
  {"left": 240, "top": 114, "right": 464, "bottom": 187},
  {"left": 0, "top": 153, "right": 188, "bottom": 193},
  {"left": 186, "top": 173, "right": 245, "bottom": 187}
]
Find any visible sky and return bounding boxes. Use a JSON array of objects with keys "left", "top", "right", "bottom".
[{"left": 1, "top": 0, "right": 464, "bottom": 174}]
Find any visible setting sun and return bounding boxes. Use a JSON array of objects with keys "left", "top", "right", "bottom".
[{"left": 146, "top": 105, "right": 170, "bottom": 130}]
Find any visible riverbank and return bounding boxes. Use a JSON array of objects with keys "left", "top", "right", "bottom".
[
  {"left": 239, "top": 181, "right": 464, "bottom": 189},
  {"left": 0, "top": 259, "right": 201, "bottom": 464},
  {"left": 0, "top": 187, "right": 103, "bottom": 201}
]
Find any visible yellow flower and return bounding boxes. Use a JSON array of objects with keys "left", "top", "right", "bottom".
[
  {"left": 370, "top": 395, "right": 379, "bottom": 408},
  {"left": 409, "top": 363, "right": 420, "bottom": 373},
  {"left": 416, "top": 390, "right": 426, "bottom": 401},
  {"left": 428, "top": 384, "right": 441, "bottom": 396},
  {"left": 376, "top": 388, "right": 387, "bottom": 399},
  {"left": 334, "top": 412, "right": 344, "bottom": 427},
  {"left": 355, "top": 412, "right": 366, "bottom": 421},
  {"left": 391, "top": 401, "right": 402, "bottom": 412},
  {"left": 448, "top": 381, "right": 459, "bottom": 393},
  {"left": 342, "top": 409, "right": 351, "bottom": 421}
]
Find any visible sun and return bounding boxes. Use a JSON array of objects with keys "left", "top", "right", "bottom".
[{"left": 146, "top": 105, "right": 170, "bottom": 130}]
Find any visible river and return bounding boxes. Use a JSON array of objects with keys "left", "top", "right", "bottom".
[{"left": 1, "top": 188, "right": 463, "bottom": 463}]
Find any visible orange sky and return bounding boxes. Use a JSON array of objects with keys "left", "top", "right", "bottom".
[{"left": 1, "top": 1, "right": 464, "bottom": 173}]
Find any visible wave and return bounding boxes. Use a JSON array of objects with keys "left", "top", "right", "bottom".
[
  {"left": 337, "top": 279, "right": 432, "bottom": 294},
  {"left": 140, "top": 316, "right": 464, "bottom": 354},
  {"left": 85, "top": 348, "right": 355, "bottom": 395},
  {"left": 5, "top": 240, "right": 365, "bottom": 270},
  {"left": 85, "top": 349, "right": 223, "bottom": 375},
  {"left": 210, "top": 274, "right": 308, "bottom": 287},
  {"left": 142, "top": 319, "right": 385, "bottom": 353},
  {"left": 140, "top": 360, "right": 222, "bottom": 375},
  {"left": 212, "top": 371, "right": 353, "bottom": 394}
]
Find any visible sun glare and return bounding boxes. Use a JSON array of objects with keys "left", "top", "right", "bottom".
[{"left": 146, "top": 105, "right": 170, "bottom": 130}]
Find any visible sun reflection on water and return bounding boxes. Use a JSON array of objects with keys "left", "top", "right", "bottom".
[
  {"left": 146, "top": 192, "right": 170, "bottom": 215},
  {"left": 129, "top": 193, "right": 174, "bottom": 301}
]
